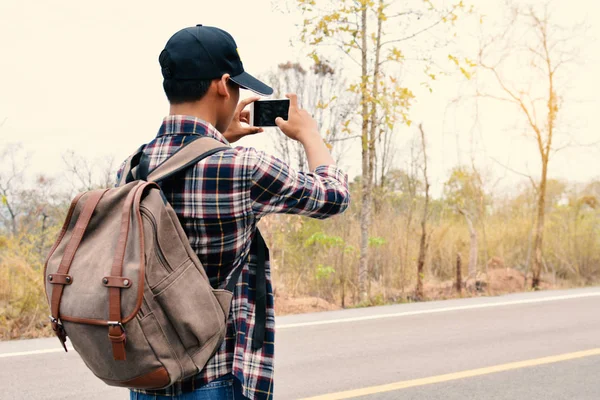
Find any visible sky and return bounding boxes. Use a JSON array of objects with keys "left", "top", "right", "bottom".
[{"left": 0, "top": 0, "right": 599, "bottom": 197}]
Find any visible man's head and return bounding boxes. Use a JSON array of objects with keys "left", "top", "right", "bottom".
[{"left": 159, "top": 25, "right": 273, "bottom": 132}]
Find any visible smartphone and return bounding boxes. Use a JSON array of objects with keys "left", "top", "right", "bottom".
[{"left": 249, "top": 99, "right": 290, "bottom": 127}]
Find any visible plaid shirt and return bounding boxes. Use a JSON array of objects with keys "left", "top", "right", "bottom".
[{"left": 117, "top": 115, "right": 349, "bottom": 399}]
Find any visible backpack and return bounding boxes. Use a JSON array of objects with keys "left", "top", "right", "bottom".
[{"left": 43, "top": 137, "right": 261, "bottom": 390}]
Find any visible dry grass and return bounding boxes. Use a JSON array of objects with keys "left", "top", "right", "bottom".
[
  {"left": 0, "top": 252, "right": 51, "bottom": 340},
  {"left": 1, "top": 184, "right": 599, "bottom": 340}
]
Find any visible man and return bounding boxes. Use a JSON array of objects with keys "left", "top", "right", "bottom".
[{"left": 121, "top": 25, "right": 349, "bottom": 399}]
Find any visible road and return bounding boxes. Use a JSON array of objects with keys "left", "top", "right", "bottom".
[{"left": 1, "top": 287, "right": 599, "bottom": 399}]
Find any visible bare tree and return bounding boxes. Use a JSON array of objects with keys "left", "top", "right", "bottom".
[
  {"left": 0, "top": 144, "right": 28, "bottom": 235},
  {"left": 444, "top": 165, "right": 488, "bottom": 286},
  {"left": 266, "top": 61, "right": 355, "bottom": 171},
  {"left": 62, "top": 151, "right": 116, "bottom": 193},
  {"left": 478, "top": 3, "right": 582, "bottom": 288}
]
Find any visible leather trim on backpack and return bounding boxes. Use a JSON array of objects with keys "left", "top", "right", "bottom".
[
  {"left": 47, "top": 274, "right": 73, "bottom": 285},
  {"left": 43, "top": 191, "right": 85, "bottom": 298},
  {"left": 121, "top": 182, "right": 155, "bottom": 324},
  {"left": 102, "top": 366, "right": 170, "bottom": 389},
  {"left": 45, "top": 182, "right": 157, "bottom": 328},
  {"left": 107, "top": 183, "right": 143, "bottom": 360},
  {"left": 102, "top": 276, "right": 133, "bottom": 288},
  {"left": 50, "top": 190, "right": 109, "bottom": 320}
]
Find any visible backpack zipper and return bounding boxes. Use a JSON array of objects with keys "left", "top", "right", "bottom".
[{"left": 140, "top": 207, "right": 172, "bottom": 273}]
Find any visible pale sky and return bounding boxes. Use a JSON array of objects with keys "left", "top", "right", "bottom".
[{"left": 0, "top": 0, "right": 598, "bottom": 197}]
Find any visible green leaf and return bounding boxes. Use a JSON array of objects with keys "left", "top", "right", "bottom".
[
  {"left": 369, "top": 236, "right": 387, "bottom": 247},
  {"left": 315, "top": 264, "right": 336, "bottom": 281}
]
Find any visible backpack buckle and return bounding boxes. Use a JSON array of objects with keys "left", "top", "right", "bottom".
[
  {"left": 107, "top": 321, "right": 124, "bottom": 330},
  {"left": 50, "top": 316, "right": 68, "bottom": 352},
  {"left": 107, "top": 321, "right": 127, "bottom": 361},
  {"left": 107, "top": 321, "right": 126, "bottom": 342}
]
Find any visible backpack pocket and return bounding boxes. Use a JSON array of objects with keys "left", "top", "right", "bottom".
[{"left": 151, "top": 259, "right": 227, "bottom": 353}]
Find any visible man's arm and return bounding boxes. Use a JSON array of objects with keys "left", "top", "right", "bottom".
[
  {"left": 247, "top": 93, "right": 350, "bottom": 219},
  {"left": 275, "top": 94, "right": 334, "bottom": 171}
]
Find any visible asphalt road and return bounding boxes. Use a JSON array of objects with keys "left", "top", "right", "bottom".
[{"left": 1, "top": 287, "right": 599, "bottom": 399}]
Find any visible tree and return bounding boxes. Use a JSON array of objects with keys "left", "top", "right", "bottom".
[
  {"left": 478, "top": 2, "right": 582, "bottom": 288},
  {"left": 266, "top": 61, "right": 355, "bottom": 169},
  {"left": 444, "top": 166, "right": 487, "bottom": 284},
  {"left": 298, "top": 0, "right": 469, "bottom": 302}
]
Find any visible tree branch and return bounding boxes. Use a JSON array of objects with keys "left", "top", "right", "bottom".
[
  {"left": 380, "top": 6, "right": 457, "bottom": 47},
  {"left": 489, "top": 155, "right": 537, "bottom": 191},
  {"left": 329, "top": 135, "right": 361, "bottom": 143},
  {"left": 480, "top": 63, "right": 545, "bottom": 157}
]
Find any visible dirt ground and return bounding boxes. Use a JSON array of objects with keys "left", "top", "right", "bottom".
[
  {"left": 274, "top": 267, "right": 569, "bottom": 315},
  {"left": 275, "top": 293, "right": 341, "bottom": 315},
  {"left": 422, "top": 267, "right": 556, "bottom": 300}
]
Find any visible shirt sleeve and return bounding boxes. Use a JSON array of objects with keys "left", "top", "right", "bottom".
[{"left": 243, "top": 148, "right": 350, "bottom": 219}]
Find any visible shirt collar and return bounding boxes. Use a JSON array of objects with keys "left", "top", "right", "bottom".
[{"left": 157, "top": 115, "right": 230, "bottom": 146}]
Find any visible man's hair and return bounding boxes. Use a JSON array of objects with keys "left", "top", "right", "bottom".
[
  {"left": 163, "top": 78, "right": 239, "bottom": 104},
  {"left": 163, "top": 79, "right": 212, "bottom": 104}
]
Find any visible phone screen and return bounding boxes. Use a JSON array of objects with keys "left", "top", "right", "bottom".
[{"left": 254, "top": 100, "right": 290, "bottom": 127}]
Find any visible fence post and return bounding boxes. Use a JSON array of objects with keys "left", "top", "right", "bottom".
[{"left": 456, "top": 253, "right": 462, "bottom": 296}]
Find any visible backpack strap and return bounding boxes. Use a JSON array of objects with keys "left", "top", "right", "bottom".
[
  {"left": 49, "top": 189, "right": 110, "bottom": 351},
  {"left": 251, "top": 230, "right": 268, "bottom": 350},
  {"left": 128, "top": 136, "right": 269, "bottom": 349},
  {"left": 138, "top": 137, "right": 230, "bottom": 183},
  {"left": 120, "top": 144, "right": 146, "bottom": 186},
  {"left": 223, "top": 229, "right": 268, "bottom": 351},
  {"left": 107, "top": 182, "right": 149, "bottom": 361}
]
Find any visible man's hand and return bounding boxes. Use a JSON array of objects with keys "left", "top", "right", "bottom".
[
  {"left": 275, "top": 93, "right": 334, "bottom": 171},
  {"left": 223, "top": 97, "right": 264, "bottom": 143},
  {"left": 275, "top": 94, "right": 320, "bottom": 145}
]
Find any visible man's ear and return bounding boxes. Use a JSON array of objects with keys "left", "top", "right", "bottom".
[{"left": 216, "top": 74, "right": 231, "bottom": 100}]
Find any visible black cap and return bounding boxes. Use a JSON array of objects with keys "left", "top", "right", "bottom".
[{"left": 159, "top": 25, "right": 273, "bottom": 96}]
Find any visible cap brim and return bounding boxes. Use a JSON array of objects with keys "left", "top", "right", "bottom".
[{"left": 230, "top": 72, "right": 273, "bottom": 96}]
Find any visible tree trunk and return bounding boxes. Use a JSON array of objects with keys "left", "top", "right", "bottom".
[
  {"left": 532, "top": 157, "right": 548, "bottom": 289},
  {"left": 361, "top": 0, "right": 384, "bottom": 300},
  {"left": 3, "top": 195, "right": 18, "bottom": 236},
  {"left": 297, "top": 146, "right": 306, "bottom": 172},
  {"left": 358, "top": 5, "right": 370, "bottom": 303},
  {"left": 415, "top": 124, "right": 430, "bottom": 301},
  {"left": 532, "top": 18, "right": 556, "bottom": 289},
  {"left": 401, "top": 172, "right": 417, "bottom": 298},
  {"left": 416, "top": 227, "right": 426, "bottom": 301}
]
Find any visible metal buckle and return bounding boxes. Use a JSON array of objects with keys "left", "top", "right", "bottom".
[
  {"left": 107, "top": 321, "right": 125, "bottom": 331},
  {"left": 49, "top": 316, "right": 61, "bottom": 331},
  {"left": 49, "top": 316, "right": 68, "bottom": 352}
]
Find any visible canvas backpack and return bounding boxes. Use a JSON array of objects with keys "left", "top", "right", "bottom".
[{"left": 43, "top": 137, "right": 265, "bottom": 390}]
